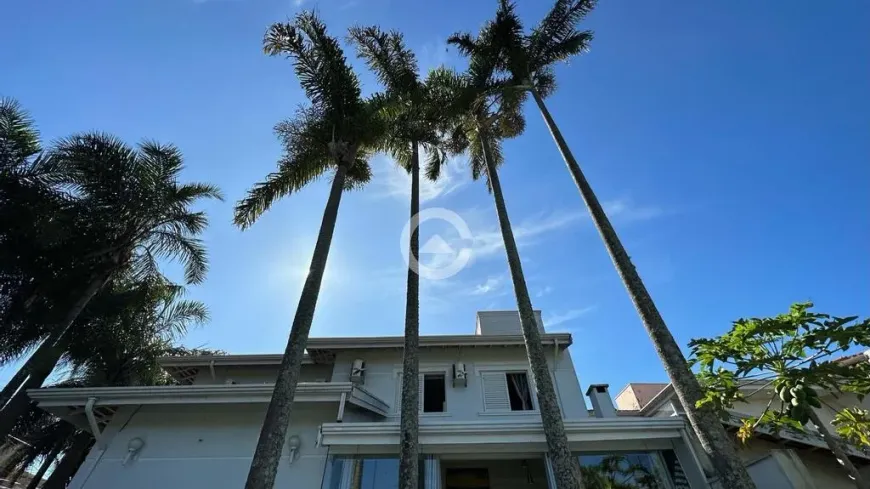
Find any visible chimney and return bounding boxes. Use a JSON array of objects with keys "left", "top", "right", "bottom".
[
  {"left": 586, "top": 384, "right": 617, "bottom": 418},
  {"left": 475, "top": 310, "right": 544, "bottom": 336}
]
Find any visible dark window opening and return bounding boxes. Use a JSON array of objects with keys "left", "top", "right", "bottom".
[
  {"left": 506, "top": 372, "right": 534, "bottom": 411},
  {"left": 423, "top": 374, "right": 446, "bottom": 413}
]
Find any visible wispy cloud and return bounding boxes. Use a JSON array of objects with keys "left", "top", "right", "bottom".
[
  {"left": 470, "top": 209, "right": 585, "bottom": 258},
  {"left": 536, "top": 285, "right": 554, "bottom": 298},
  {"left": 604, "top": 198, "right": 664, "bottom": 222},
  {"left": 293, "top": 0, "right": 306, "bottom": 6},
  {"left": 470, "top": 275, "right": 505, "bottom": 295},
  {"left": 371, "top": 155, "right": 468, "bottom": 204},
  {"left": 544, "top": 307, "right": 596, "bottom": 328}
]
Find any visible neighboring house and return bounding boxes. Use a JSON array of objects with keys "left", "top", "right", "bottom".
[
  {"left": 28, "top": 311, "right": 710, "bottom": 489},
  {"left": 616, "top": 353, "right": 870, "bottom": 489}
]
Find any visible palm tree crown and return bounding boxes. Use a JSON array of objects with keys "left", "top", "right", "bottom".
[{"left": 233, "top": 13, "right": 385, "bottom": 229}]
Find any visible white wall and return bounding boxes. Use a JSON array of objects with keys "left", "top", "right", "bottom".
[
  {"left": 71, "top": 403, "right": 333, "bottom": 489},
  {"left": 331, "top": 345, "right": 587, "bottom": 421}
]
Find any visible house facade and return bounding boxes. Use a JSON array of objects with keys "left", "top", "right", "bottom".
[
  {"left": 616, "top": 358, "right": 870, "bottom": 489},
  {"left": 30, "top": 311, "right": 710, "bottom": 488}
]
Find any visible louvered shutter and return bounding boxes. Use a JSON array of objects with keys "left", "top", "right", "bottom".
[
  {"left": 418, "top": 373, "right": 425, "bottom": 413},
  {"left": 397, "top": 373, "right": 424, "bottom": 413},
  {"left": 481, "top": 371, "right": 510, "bottom": 411}
]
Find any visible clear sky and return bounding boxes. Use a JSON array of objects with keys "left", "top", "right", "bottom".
[{"left": 3, "top": 0, "right": 869, "bottom": 393}]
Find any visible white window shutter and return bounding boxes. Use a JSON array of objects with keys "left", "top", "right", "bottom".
[
  {"left": 481, "top": 372, "right": 510, "bottom": 411},
  {"left": 418, "top": 374, "right": 424, "bottom": 413},
  {"left": 397, "top": 373, "right": 425, "bottom": 413}
]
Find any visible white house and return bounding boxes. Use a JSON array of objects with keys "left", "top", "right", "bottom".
[
  {"left": 616, "top": 353, "right": 870, "bottom": 489},
  {"left": 29, "top": 311, "right": 710, "bottom": 488}
]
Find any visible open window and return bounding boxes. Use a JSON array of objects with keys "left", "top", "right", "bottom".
[
  {"left": 506, "top": 372, "right": 534, "bottom": 411},
  {"left": 422, "top": 373, "right": 446, "bottom": 413}
]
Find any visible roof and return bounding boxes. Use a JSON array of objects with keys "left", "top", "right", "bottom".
[
  {"left": 28, "top": 382, "right": 390, "bottom": 434},
  {"left": 159, "top": 333, "right": 573, "bottom": 368},
  {"left": 615, "top": 383, "right": 668, "bottom": 410}
]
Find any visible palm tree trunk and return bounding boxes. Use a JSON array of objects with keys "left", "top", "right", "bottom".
[
  {"left": 398, "top": 143, "right": 421, "bottom": 489},
  {"left": 244, "top": 163, "right": 350, "bottom": 489},
  {"left": 0, "top": 271, "right": 112, "bottom": 442},
  {"left": 808, "top": 409, "right": 869, "bottom": 489},
  {"left": 25, "top": 440, "right": 64, "bottom": 489},
  {"left": 43, "top": 431, "right": 93, "bottom": 489},
  {"left": 479, "top": 132, "right": 585, "bottom": 489},
  {"left": 0, "top": 271, "right": 112, "bottom": 410},
  {"left": 529, "top": 86, "right": 756, "bottom": 489}
]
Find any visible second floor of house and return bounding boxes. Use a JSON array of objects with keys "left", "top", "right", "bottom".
[{"left": 30, "top": 311, "right": 592, "bottom": 429}]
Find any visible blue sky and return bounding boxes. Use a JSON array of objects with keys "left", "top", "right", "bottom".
[{"left": 3, "top": 0, "right": 869, "bottom": 393}]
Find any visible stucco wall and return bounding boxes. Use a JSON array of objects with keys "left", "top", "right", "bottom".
[
  {"left": 69, "top": 342, "right": 588, "bottom": 488},
  {"left": 736, "top": 437, "right": 858, "bottom": 489},
  {"left": 70, "top": 403, "right": 332, "bottom": 489},
  {"left": 331, "top": 344, "right": 587, "bottom": 421},
  {"left": 192, "top": 363, "right": 334, "bottom": 385}
]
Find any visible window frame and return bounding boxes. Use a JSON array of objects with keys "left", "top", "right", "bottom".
[
  {"left": 392, "top": 365, "right": 452, "bottom": 417},
  {"left": 476, "top": 363, "right": 541, "bottom": 415}
]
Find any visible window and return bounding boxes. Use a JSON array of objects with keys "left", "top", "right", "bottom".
[
  {"left": 506, "top": 372, "right": 534, "bottom": 411},
  {"left": 396, "top": 371, "right": 448, "bottom": 415},
  {"left": 577, "top": 452, "right": 684, "bottom": 488},
  {"left": 480, "top": 369, "right": 536, "bottom": 412},
  {"left": 422, "top": 374, "right": 446, "bottom": 413}
]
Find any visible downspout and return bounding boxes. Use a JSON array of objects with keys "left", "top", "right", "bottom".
[
  {"left": 84, "top": 397, "right": 103, "bottom": 447},
  {"left": 209, "top": 360, "right": 216, "bottom": 383},
  {"left": 552, "top": 339, "right": 565, "bottom": 415}
]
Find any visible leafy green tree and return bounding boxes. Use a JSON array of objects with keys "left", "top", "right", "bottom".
[
  {"left": 233, "top": 12, "right": 384, "bottom": 489},
  {"left": 451, "top": 2, "right": 758, "bottom": 487},
  {"left": 690, "top": 303, "right": 870, "bottom": 489},
  {"left": 833, "top": 407, "right": 870, "bottom": 450},
  {"left": 0, "top": 132, "right": 221, "bottom": 440},
  {"left": 437, "top": 16, "right": 585, "bottom": 489},
  {"left": 347, "top": 25, "right": 449, "bottom": 488}
]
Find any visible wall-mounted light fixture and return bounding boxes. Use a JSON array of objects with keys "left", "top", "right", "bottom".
[
  {"left": 123, "top": 438, "right": 145, "bottom": 466},
  {"left": 287, "top": 435, "right": 302, "bottom": 465}
]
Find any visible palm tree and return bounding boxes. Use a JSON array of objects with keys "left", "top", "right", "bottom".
[
  {"left": 347, "top": 26, "right": 449, "bottom": 488},
  {"left": 0, "top": 133, "right": 221, "bottom": 440},
  {"left": 452, "top": 2, "right": 757, "bottom": 487},
  {"left": 432, "top": 17, "right": 585, "bottom": 488},
  {"left": 233, "top": 12, "right": 384, "bottom": 489}
]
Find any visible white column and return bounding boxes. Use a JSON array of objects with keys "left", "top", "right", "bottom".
[
  {"left": 544, "top": 454, "right": 557, "bottom": 489},
  {"left": 672, "top": 431, "right": 712, "bottom": 489},
  {"left": 423, "top": 454, "right": 441, "bottom": 489}
]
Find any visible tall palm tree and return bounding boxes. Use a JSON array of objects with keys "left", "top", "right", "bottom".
[
  {"left": 0, "top": 133, "right": 221, "bottom": 440},
  {"left": 453, "top": 2, "right": 757, "bottom": 487},
  {"left": 433, "top": 16, "right": 585, "bottom": 488},
  {"left": 233, "top": 12, "right": 384, "bottom": 489},
  {"left": 347, "top": 26, "right": 449, "bottom": 488}
]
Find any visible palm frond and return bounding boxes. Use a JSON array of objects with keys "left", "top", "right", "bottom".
[
  {"left": 158, "top": 299, "right": 208, "bottom": 339},
  {"left": 233, "top": 153, "right": 329, "bottom": 229},
  {"left": 0, "top": 97, "right": 40, "bottom": 167},
  {"left": 145, "top": 231, "right": 207, "bottom": 285},
  {"left": 348, "top": 26, "right": 419, "bottom": 95},
  {"left": 264, "top": 12, "right": 362, "bottom": 126},
  {"left": 527, "top": 0, "right": 596, "bottom": 76}
]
